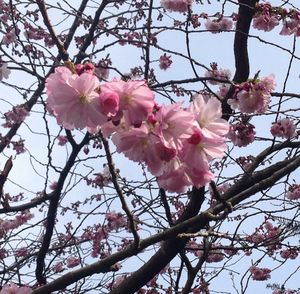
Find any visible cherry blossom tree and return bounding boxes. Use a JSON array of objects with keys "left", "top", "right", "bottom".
[{"left": 0, "top": 0, "right": 300, "bottom": 293}]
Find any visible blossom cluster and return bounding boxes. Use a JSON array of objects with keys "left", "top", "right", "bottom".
[
  {"left": 228, "top": 74, "right": 276, "bottom": 114},
  {"left": 161, "top": 0, "right": 193, "bottom": 13},
  {"left": 286, "top": 184, "right": 300, "bottom": 200},
  {"left": 0, "top": 283, "right": 31, "bottom": 294},
  {"left": 160, "top": 0, "right": 234, "bottom": 35},
  {"left": 204, "top": 18, "right": 233, "bottom": 33},
  {"left": 0, "top": 211, "right": 33, "bottom": 239},
  {"left": 228, "top": 120, "right": 256, "bottom": 147},
  {"left": 0, "top": 63, "right": 10, "bottom": 80},
  {"left": 249, "top": 266, "right": 271, "bottom": 281},
  {"left": 253, "top": 3, "right": 300, "bottom": 37},
  {"left": 46, "top": 64, "right": 229, "bottom": 193},
  {"left": 270, "top": 117, "right": 296, "bottom": 139},
  {"left": 246, "top": 220, "right": 282, "bottom": 256},
  {"left": 205, "top": 63, "right": 231, "bottom": 85},
  {"left": 2, "top": 106, "right": 29, "bottom": 128},
  {"left": 247, "top": 220, "right": 281, "bottom": 244},
  {"left": 280, "top": 248, "right": 298, "bottom": 260}
]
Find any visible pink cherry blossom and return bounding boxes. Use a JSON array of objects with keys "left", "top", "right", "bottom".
[
  {"left": 270, "top": 118, "right": 296, "bottom": 139},
  {"left": 161, "top": 0, "right": 193, "bottom": 13},
  {"left": 112, "top": 123, "right": 163, "bottom": 175},
  {"left": 286, "top": 184, "right": 300, "bottom": 200},
  {"left": 100, "top": 79, "right": 154, "bottom": 127},
  {"left": 57, "top": 135, "right": 68, "bottom": 146},
  {"left": 52, "top": 262, "right": 64, "bottom": 273},
  {"left": 279, "top": 10, "right": 300, "bottom": 36},
  {"left": 95, "top": 59, "right": 110, "bottom": 80},
  {"left": 49, "top": 181, "right": 58, "bottom": 190},
  {"left": 66, "top": 256, "right": 80, "bottom": 268},
  {"left": 217, "top": 84, "right": 230, "bottom": 99},
  {"left": 228, "top": 121, "right": 256, "bottom": 147},
  {"left": 0, "top": 283, "right": 32, "bottom": 294},
  {"left": 2, "top": 29, "right": 16, "bottom": 45},
  {"left": 105, "top": 211, "right": 127, "bottom": 231},
  {"left": 2, "top": 106, "right": 29, "bottom": 128},
  {"left": 280, "top": 248, "right": 298, "bottom": 260},
  {"left": 181, "top": 127, "right": 227, "bottom": 167},
  {"left": 206, "top": 249, "right": 224, "bottom": 263},
  {"left": 228, "top": 74, "right": 276, "bottom": 114},
  {"left": 204, "top": 63, "right": 231, "bottom": 85},
  {"left": 159, "top": 54, "right": 172, "bottom": 70},
  {"left": 280, "top": 19, "right": 299, "bottom": 36},
  {"left": 0, "top": 63, "right": 11, "bottom": 80},
  {"left": 253, "top": 15, "right": 279, "bottom": 32},
  {"left": 189, "top": 94, "right": 229, "bottom": 139},
  {"left": 253, "top": 3, "right": 280, "bottom": 32},
  {"left": 46, "top": 66, "right": 107, "bottom": 130},
  {"left": 205, "top": 18, "right": 233, "bottom": 33},
  {"left": 75, "top": 62, "right": 94, "bottom": 75},
  {"left": 154, "top": 103, "right": 194, "bottom": 150},
  {"left": 157, "top": 158, "right": 191, "bottom": 193},
  {"left": 99, "top": 90, "right": 119, "bottom": 117},
  {"left": 249, "top": 266, "right": 271, "bottom": 281},
  {"left": 14, "top": 247, "right": 28, "bottom": 258}
]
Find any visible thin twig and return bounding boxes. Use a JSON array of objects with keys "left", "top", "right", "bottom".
[{"left": 99, "top": 132, "right": 140, "bottom": 249}]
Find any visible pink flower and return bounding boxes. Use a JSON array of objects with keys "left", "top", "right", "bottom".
[
  {"left": 49, "top": 181, "right": 58, "bottom": 190},
  {"left": 249, "top": 266, "right": 271, "bottom": 281},
  {"left": 189, "top": 94, "right": 229, "bottom": 139},
  {"left": 14, "top": 247, "right": 28, "bottom": 258},
  {"left": 2, "top": 30, "right": 16, "bottom": 45},
  {"left": 100, "top": 80, "right": 154, "bottom": 127},
  {"left": 280, "top": 20, "right": 299, "bottom": 36},
  {"left": 157, "top": 158, "right": 191, "bottom": 193},
  {"left": 161, "top": 0, "right": 193, "bottom": 13},
  {"left": 205, "top": 18, "right": 233, "bottom": 33},
  {"left": 105, "top": 211, "right": 127, "bottom": 231},
  {"left": 57, "top": 135, "right": 68, "bottom": 146},
  {"left": 181, "top": 127, "right": 227, "bottom": 166},
  {"left": 0, "top": 63, "right": 10, "bottom": 80},
  {"left": 98, "top": 90, "right": 119, "bottom": 117},
  {"left": 53, "top": 262, "right": 64, "bottom": 273},
  {"left": 66, "top": 256, "right": 80, "bottom": 268},
  {"left": 2, "top": 106, "right": 29, "bottom": 128},
  {"left": 159, "top": 54, "right": 172, "bottom": 70},
  {"left": 253, "top": 15, "right": 279, "bottom": 32},
  {"left": 286, "top": 184, "right": 300, "bottom": 200},
  {"left": 154, "top": 103, "right": 194, "bottom": 149},
  {"left": 206, "top": 250, "right": 224, "bottom": 263},
  {"left": 280, "top": 248, "right": 298, "bottom": 260},
  {"left": 228, "top": 121, "right": 256, "bottom": 147},
  {"left": 217, "top": 84, "right": 230, "bottom": 99},
  {"left": 46, "top": 67, "right": 107, "bottom": 130},
  {"left": 95, "top": 59, "right": 110, "bottom": 80},
  {"left": 178, "top": 127, "right": 226, "bottom": 188},
  {"left": 75, "top": 62, "right": 94, "bottom": 75},
  {"left": 270, "top": 118, "right": 296, "bottom": 139},
  {"left": 12, "top": 139, "right": 26, "bottom": 154},
  {"left": 205, "top": 63, "right": 231, "bottom": 85},
  {"left": 112, "top": 123, "right": 163, "bottom": 175},
  {"left": 0, "top": 283, "right": 32, "bottom": 294},
  {"left": 228, "top": 74, "right": 276, "bottom": 114}
]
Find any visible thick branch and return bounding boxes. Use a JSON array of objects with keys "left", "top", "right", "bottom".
[
  {"left": 222, "top": 0, "right": 258, "bottom": 120},
  {"left": 109, "top": 187, "right": 205, "bottom": 294},
  {"left": 31, "top": 150, "right": 300, "bottom": 293}
]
